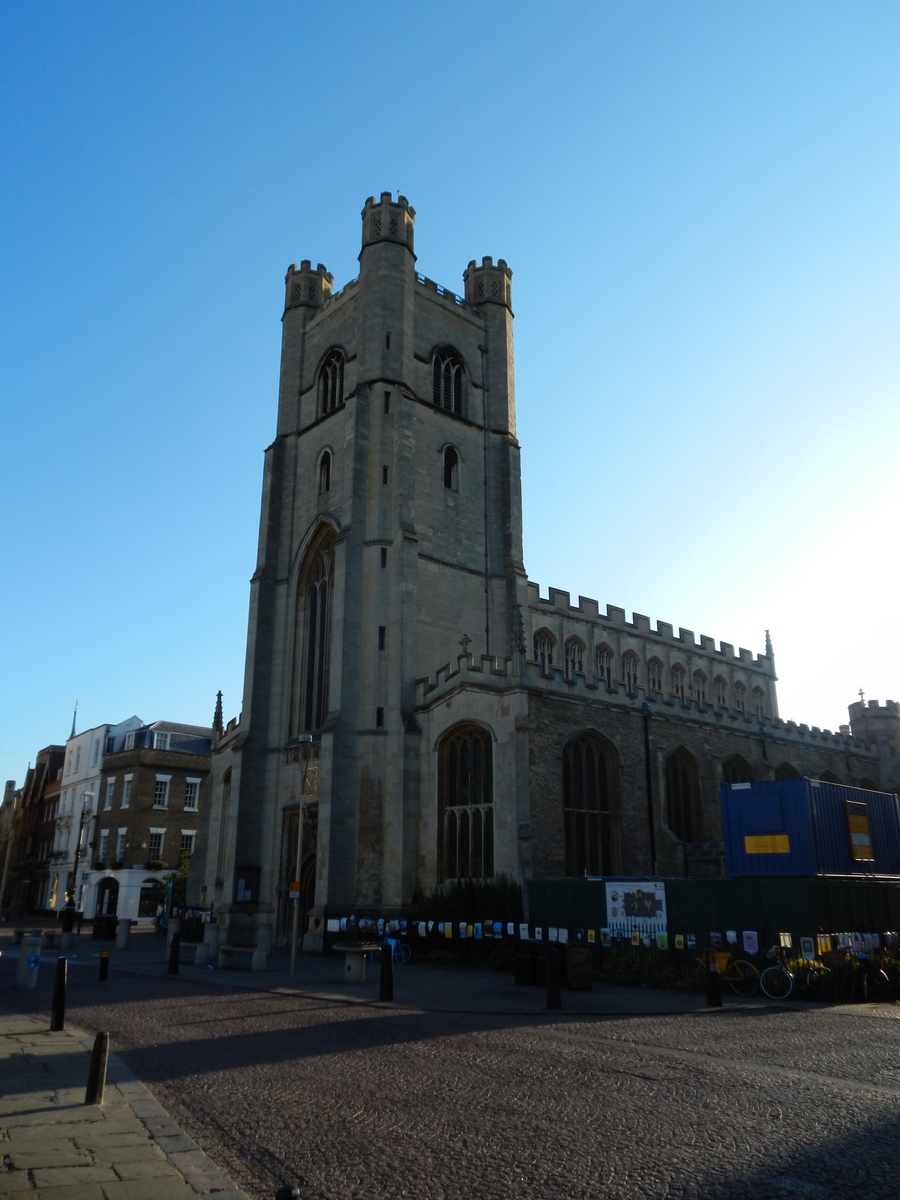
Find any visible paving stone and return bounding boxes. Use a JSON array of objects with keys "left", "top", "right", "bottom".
[
  {"left": 90, "top": 1143, "right": 168, "bottom": 1165},
  {"left": 153, "top": 1134, "right": 199, "bottom": 1154},
  {"left": 32, "top": 1164, "right": 118, "bottom": 1186},
  {"left": 110, "top": 1158, "right": 183, "bottom": 1180},
  {"left": 98, "top": 1179, "right": 197, "bottom": 1200},
  {"left": 7, "top": 1144, "right": 92, "bottom": 1168},
  {"left": 72, "top": 1132, "right": 153, "bottom": 1150},
  {"left": 33, "top": 1187, "right": 105, "bottom": 1200},
  {"left": 0, "top": 1168, "right": 34, "bottom": 1191}
]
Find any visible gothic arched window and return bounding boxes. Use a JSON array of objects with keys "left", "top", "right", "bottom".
[
  {"left": 563, "top": 734, "right": 617, "bottom": 876},
  {"left": 595, "top": 644, "right": 613, "bottom": 688},
  {"left": 753, "top": 686, "right": 766, "bottom": 719},
  {"left": 291, "top": 527, "right": 335, "bottom": 735},
  {"left": 665, "top": 748, "right": 699, "bottom": 843},
  {"left": 775, "top": 762, "right": 799, "bottom": 781},
  {"left": 623, "top": 652, "right": 640, "bottom": 694},
  {"left": 534, "top": 630, "right": 555, "bottom": 674},
  {"left": 433, "top": 348, "right": 464, "bottom": 415},
  {"left": 734, "top": 681, "right": 747, "bottom": 714},
  {"left": 564, "top": 637, "right": 585, "bottom": 681},
  {"left": 443, "top": 446, "right": 459, "bottom": 490},
  {"left": 647, "top": 659, "right": 664, "bottom": 694},
  {"left": 818, "top": 770, "right": 840, "bottom": 784},
  {"left": 318, "top": 451, "right": 331, "bottom": 495},
  {"left": 318, "top": 349, "right": 344, "bottom": 416},
  {"left": 672, "top": 665, "right": 686, "bottom": 703},
  {"left": 723, "top": 755, "right": 755, "bottom": 785},
  {"left": 693, "top": 670, "right": 707, "bottom": 707},
  {"left": 438, "top": 724, "right": 494, "bottom": 881},
  {"left": 714, "top": 677, "right": 728, "bottom": 710}
]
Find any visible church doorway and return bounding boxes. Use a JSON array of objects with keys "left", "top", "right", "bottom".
[{"left": 277, "top": 805, "right": 318, "bottom": 946}]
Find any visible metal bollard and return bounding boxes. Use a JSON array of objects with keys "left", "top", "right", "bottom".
[
  {"left": 99, "top": 950, "right": 110, "bottom": 982},
  {"left": 50, "top": 957, "right": 67, "bottom": 1031},
  {"left": 706, "top": 954, "right": 723, "bottom": 1008},
  {"left": 546, "top": 946, "right": 562, "bottom": 1010},
  {"left": 167, "top": 932, "right": 180, "bottom": 976},
  {"left": 84, "top": 1031, "right": 109, "bottom": 1105},
  {"left": 379, "top": 943, "right": 393, "bottom": 1001}
]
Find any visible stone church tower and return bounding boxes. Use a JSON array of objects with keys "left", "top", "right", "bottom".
[
  {"left": 194, "top": 195, "right": 895, "bottom": 958},
  {"left": 204, "top": 194, "right": 529, "bottom": 951}
]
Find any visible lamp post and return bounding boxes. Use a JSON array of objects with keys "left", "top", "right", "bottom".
[
  {"left": 68, "top": 791, "right": 94, "bottom": 905},
  {"left": 289, "top": 734, "right": 313, "bottom": 977}
]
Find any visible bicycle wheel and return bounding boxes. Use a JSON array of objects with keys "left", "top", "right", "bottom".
[
  {"left": 760, "top": 965, "right": 794, "bottom": 1000},
  {"left": 725, "top": 959, "right": 759, "bottom": 996},
  {"left": 829, "top": 967, "right": 856, "bottom": 1004},
  {"left": 368, "top": 949, "right": 381, "bottom": 965},
  {"left": 805, "top": 967, "right": 831, "bottom": 1001},
  {"left": 394, "top": 942, "right": 412, "bottom": 965},
  {"left": 864, "top": 968, "right": 892, "bottom": 1003}
]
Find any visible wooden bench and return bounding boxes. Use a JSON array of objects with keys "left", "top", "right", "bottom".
[
  {"left": 332, "top": 942, "right": 382, "bottom": 983},
  {"left": 217, "top": 943, "right": 267, "bottom": 972}
]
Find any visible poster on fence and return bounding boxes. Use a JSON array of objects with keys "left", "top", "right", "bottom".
[{"left": 605, "top": 881, "right": 668, "bottom": 936}]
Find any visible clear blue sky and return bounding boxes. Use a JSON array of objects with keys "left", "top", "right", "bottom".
[{"left": 2, "top": 2, "right": 899, "bottom": 787}]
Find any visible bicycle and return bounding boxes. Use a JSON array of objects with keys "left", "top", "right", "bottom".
[
  {"left": 368, "top": 935, "right": 412, "bottom": 965},
  {"left": 759, "top": 946, "right": 794, "bottom": 1000},
  {"left": 693, "top": 951, "right": 760, "bottom": 996},
  {"left": 858, "top": 953, "right": 892, "bottom": 1002}
]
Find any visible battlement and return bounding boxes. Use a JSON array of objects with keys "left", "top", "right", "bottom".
[
  {"left": 848, "top": 699, "right": 900, "bottom": 747},
  {"left": 415, "top": 653, "right": 513, "bottom": 705},
  {"left": 464, "top": 256, "right": 513, "bottom": 310},
  {"left": 849, "top": 699, "right": 899, "bottom": 719},
  {"left": 526, "top": 581, "right": 771, "bottom": 668},
  {"left": 416, "top": 273, "right": 481, "bottom": 315},
  {"left": 361, "top": 191, "right": 416, "bottom": 255},
  {"left": 284, "top": 260, "right": 333, "bottom": 311}
]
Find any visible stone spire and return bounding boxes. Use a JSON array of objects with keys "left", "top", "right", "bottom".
[{"left": 213, "top": 691, "right": 224, "bottom": 737}]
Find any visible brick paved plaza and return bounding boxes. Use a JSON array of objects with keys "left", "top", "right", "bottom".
[{"left": 2, "top": 944, "right": 899, "bottom": 1200}]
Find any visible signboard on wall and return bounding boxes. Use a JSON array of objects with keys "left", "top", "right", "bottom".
[
  {"left": 846, "top": 801, "right": 875, "bottom": 862},
  {"left": 605, "top": 881, "right": 667, "bottom": 935}
]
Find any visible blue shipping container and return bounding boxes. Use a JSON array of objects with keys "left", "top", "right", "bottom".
[{"left": 721, "top": 779, "right": 900, "bottom": 879}]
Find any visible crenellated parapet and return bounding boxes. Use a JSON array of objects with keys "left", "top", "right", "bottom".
[
  {"left": 284, "top": 260, "right": 333, "bottom": 311},
  {"left": 360, "top": 191, "right": 416, "bottom": 254},
  {"left": 464, "top": 256, "right": 513, "bottom": 311}
]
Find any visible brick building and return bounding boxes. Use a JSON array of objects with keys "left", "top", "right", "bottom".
[{"left": 83, "top": 720, "right": 211, "bottom": 921}]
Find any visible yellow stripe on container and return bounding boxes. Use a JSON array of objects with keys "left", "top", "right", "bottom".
[{"left": 744, "top": 834, "right": 791, "bottom": 855}]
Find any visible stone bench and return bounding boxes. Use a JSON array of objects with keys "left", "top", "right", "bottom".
[{"left": 217, "top": 943, "right": 266, "bottom": 972}]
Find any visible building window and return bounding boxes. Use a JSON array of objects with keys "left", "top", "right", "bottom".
[
  {"left": 623, "top": 652, "right": 640, "bottom": 694},
  {"left": 154, "top": 731, "right": 170, "bottom": 750},
  {"left": 384, "top": 390, "right": 390, "bottom": 413},
  {"left": 378, "top": 626, "right": 386, "bottom": 650},
  {"left": 105, "top": 734, "right": 116, "bottom": 753},
  {"left": 184, "top": 779, "right": 200, "bottom": 811},
  {"left": 318, "top": 451, "right": 331, "bottom": 495},
  {"left": 180, "top": 832, "right": 195, "bottom": 857},
  {"left": 97, "top": 830, "right": 108, "bottom": 864},
  {"left": 432, "top": 348, "right": 464, "bottom": 415},
  {"left": 439, "top": 724, "right": 494, "bottom": 881},
  {"left": 148, "top": 831, "right": 164, "bottom": 861},
  {"left": 648, "top": 659, "right": 663, "bottom": 693},
  {"left": 75, "top": 746, "right": 81, "bottom": 772},
  {"left": 534, "top": 630, "right": 555, "bottom": 674},
  {"left": 104, "top": 779, "right": 115, "bottom": 811},
  {"left": 124, "top": 732, "right": 135, "bottom": 751},
  {"left": 380, "top": 547, "right": 387, "bottom": 568},
  {"left": 376, "top": 707, "right": 385, "bottom": 728},
  {"left": 775, "top": 762, "right": 799, "bottom": 780},
  {"left": 753, "top": 687, "right": 766, "bottom": 719},
  {"left": 563, "top": 734, "right": 616, "bottom": 877},
  {"left": 672, "top": 665, "right": 686, "bottom": 703},
  {"left": 723, "top": 756, "right": 755, "bottom": 785},
  {"left": 318, "top": 348, "right": 344, "bottom": 415},
  {"left": 595, "top": 645, "right": 613, "bottom": 688},
  {"left": 122, "top": 776, "right": 132, "bottom": 809},
  {"left": 693, "top": 671, "right": 707, "bottom": 707},
  {"left": 665, "top": 749, "right": 699, "bottom": 843},
  {"left": 92, "top": 739, "right": 100, "bottom": 766},
  {"left": 385, "top": 332, "right": 391, "bottom": 350},
  {"left": 564, "top": 637, "right": 585, "bottom": 681},
  {"left": 714, "top": 677, "right": 728, "bottom": 710},
  {"left": 291, "top": 527, "right": 335, "bottom": 735},
  {"left": 443, "top": 446, "right": 459, "bottom": 490},
  {"left": 382, "top": 466, "right": 389, "bottom": 485},
  {"left": 734, "top": 682, "right": 747, "bottom": 714},
  {"left": 153, "top": 777, "right": 171, "bottom": 809},
  {"left": 115, "top": 831, "right": 127, "bottom": 861}
]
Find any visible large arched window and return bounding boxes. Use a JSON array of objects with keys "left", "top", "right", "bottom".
[
  {"left": 595, "top": 644, "right": 613, "bottom": 688},
  {"left": 623, "top": 652, "right": 640, "bottom": 694},
  {"left": 564, "top": 637, "right": 585, "bottom": 681},
  {"left": 665, "top": 748, "right": 699, "bottom": 843},
  {"left": 714, "top": 677, "right": 728, "bottom": 710},
  {"left": 723, "top": 756, "right": 755, "bottom": 785},
  {"left": 693, "top": 670, "right": 707, "bottom": 707},
  {"left": 671, "top": 665, "right": 686, "bottom": 703},
  {"left": 534, "top": 629, "right": 555, "bottom": 674},
  {"left": 432, "top": 348, "right": 464, "bottom": 414},
  {"left": 438, "top": 724, "right": 494, "bottom": 881},
  {"left": 647, "top": 659, "right": 664, "bottom": 694},
  {"left": 818, "top": 770, "right": 840, "bottom": 784},
  {"left": 775, "top": 762, "right": 799, "bottom": 781},
  {"left": 563, "top": 734, "right": 617, "bottom": 876},
  {"left": 318, "top": 349, "right": 344, "bottom": 415},
  {"left": 752, "top": 686, "right": 766, "bottom": 719},
  {"left": 734, "top": 682, "right": 747, "bottom": 714},
  {"left": 291, "top": 527, "right": 335, "bottom": 735}
]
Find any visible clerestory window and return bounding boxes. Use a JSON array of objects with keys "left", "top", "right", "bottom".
[
  {"left": 565, "top": 637, "right": 585, "bottom": 681},
  {"left": 318, "top": 349, "right": 344, "bottom": 416},
  {"left": 623, "top": 652, "right": 640, "bottom": 694},
  {"left": 433, "top": 348, "right": 464, "bottom": 415},
  {"left": 534, "top": 630, "right": 555, "bottom": 674}
]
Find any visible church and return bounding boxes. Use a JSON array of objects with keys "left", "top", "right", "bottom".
[{"left": 190, "top": 194, "right": 900, "bottom": 956}]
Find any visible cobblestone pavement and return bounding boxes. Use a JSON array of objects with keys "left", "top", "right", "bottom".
[{"left": 2, "top": 954, "right": 898, "bottom": 1200}]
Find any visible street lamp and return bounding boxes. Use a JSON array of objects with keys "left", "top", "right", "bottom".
[{"left": 288, "top": 734, "right": 313, "bottom": 977}]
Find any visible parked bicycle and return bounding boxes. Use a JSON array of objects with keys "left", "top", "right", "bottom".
[
  {"left": 368, "top": 935, "right": 412, "bottom": 965},
  {"left": 693, "top": 951, "right": 760, "bottom": 996},
  {"left": 759, "top": 946, "right": 795, "bottom": 1000}
]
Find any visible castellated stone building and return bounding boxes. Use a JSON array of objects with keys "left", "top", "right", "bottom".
[{"left": 191, "top": 193, "right": 900, "bottom": 955}]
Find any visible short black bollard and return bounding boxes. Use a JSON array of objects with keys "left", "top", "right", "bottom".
[
  {"left": 167, "top": 932, "right": 180, "bottom": 976},
  {"left": 379, "top": 943, "right": 393, "bottom": 1001},
  {"left": 274, "top": 1187, "right": 301, "bottom": 1200},
  {"left": 50, "top": 956, "right": 67, "bottom": 1031},
  {"left": 84, "top": 1031, "right": 109, "bottom": 1105},
  {"left": 706, "top": 955, "right": 723, "bottom": 1008},
  {"left": 546, "top": 946, "right": 562, "bottom": 1010},
  {"left": 98, "top": 950, "right": 110, "bottom": 982},
  {"left": 62, "top": 904, "right": 75, "bottom": 935}
]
